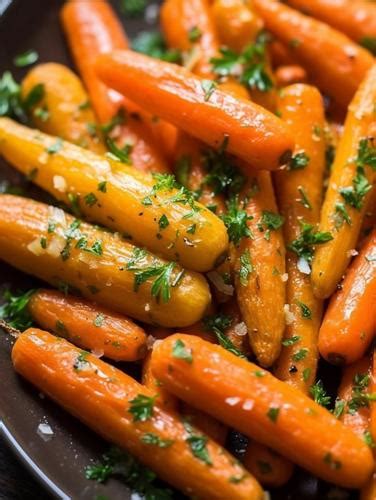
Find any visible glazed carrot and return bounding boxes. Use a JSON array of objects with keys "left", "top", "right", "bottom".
[
  {"left": 360, "top": 188, "right": 376, "bottom": 245},
  {"left": 95, "top": 50, "right": 294, "bottom": 171},
  {"left": 311, "top": 64, "right": 376, "bottom": 299},
  {"left": 21, "top": 63, "right": 105, "bottom": 154},
  {"left": 274, "top": 85, "right": 326, "bottom": 391},
  {"left": 151, "top": 334, "right": 374, "bottom": 488},
  {"left": 231, "top": 171, "right": 286, "bottom": 367},
  {"left": 161, "top": 0, "right": 219, "bottom": 79},
  {"left": 0, "top": 118, "right": 228, "bottom": 273},
  {"left": 363, "top": 352, "right": 376, "bottom": 500},
  {"left": 142, "top": 353, "right": 179, "bottom": 412},
  {"left": 243, "top": 441, "right": 294, "bottom": 487},
  {"left": 28, "top": 289, "right": 147, "bottom": 361},
  {"left": 286, "top": 0, "right": 376, "bottom": 45},
  {"left": 318, "top": 231, "right": 376, "bottom": 365},
  {"left": 252, "top": 0, "right": 374, "bottom": 109},
  {"left": 210, "top": 0, "right": 277, "bottom": 111},
  {"left": 0, "top": 195, "right": 210, "bottom": 327},
  {"left": 12, "top": 329, "right": 263, "bottom": 500},
  {"left": 274, "top": 65, "right": 308, "bottom": 87},
  {"left": 61, "top": 0, "right": 170, "bottom": 173},
  {"left": 337, "top": 357, "right": 371, "bottom": 437},
  {"left": 269, "top": 39, "right": 297, "bottom": 67},
  {"left": 211, "top": 0, "right": 264, "bottom": 53}
]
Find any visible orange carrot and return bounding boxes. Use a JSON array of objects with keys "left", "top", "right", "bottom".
[
  {"left": 151, "top": 334, "right": 373, "bottom": 488},
  {"left": 12, "top": 329, "right": 263, "bottom": 499},
  {"left": 269, "top": 39, "right": 297, "bottom": 67},
  {"left": 363, "top": 351, "right": 376, "bottom": 500},
  {"left": 142, "top": 353, "right": 179, "bottom": 412},
  {"left": 28, "top": 289, "right": 147, "bottom": 361},
  {"left": 95, "top": 50, "right": 294, "bottom": 171},
  {"left": 337, "top": 356, "right": 371, "bottom": 438},
  {"left": 319, "top": 230, "right": 376, "bottom": 365},
  {"left": 286, "top": 0, "right": 376, "bottom": 45},
  {"left": 274, "top": 65, "right": 308, "bottom": 87},
  {"left": 61, "top": 0, "right": 170, "bottom": 173},
  {"left": 252, "top": 0, "right": 374, "bottom": 108},
  {"left": 274, "top": 84, "right": 326, "bottom": 392},
  {"left": 243, "top": 441, "right": 294, "bottom": 487}
]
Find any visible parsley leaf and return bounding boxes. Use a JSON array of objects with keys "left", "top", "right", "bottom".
[
  {"left": 310, "top": 380, "right": 331, "bottom": 408},
  {"left": 106, "top": 138, "right": 133, "bottom": 164},
  {"left": 222, "top": 196, "right": 253, "bottom": 245},
  {"left": 267, "top": 407, "right": 280, "bottom": 422},
  {"left": 13, "top": 50, "right": 38, "bottom": 67},
  {"left": 292, "top": 348, "right": 308, "bottom": 362},
  {"left": 0, "top": 288, "right": 36, "bottom": 330},
  {"left": 128, "top": 394, "right": 156, "bottom": 422},
  {"left": 203, "top": 314, "right": 246, "bottom": 359},
  {"left": 188, "top": 26, "right": 202, "bottom": 42},
  {"left": 141, "top": 433, "right": 174, "bottom": 448},
  {"left": 296, "top": 301, "right": 311, "bottom": 319},
  {"left": 132, "top": 31, "right": 181, "bottom": 63},
  {"left": 360, "top": 37, "right": 376, "bottom": 55},
  {"left": 172, "top": 339, "right": 193, "bottom": 364},
  {"left": 201, "top": 80, "right": 217, "bottom": 101},
  {"left": 288, "top": 222, "right": 333, "bottom": 263},
  {"left": 184, "top": 421, "right": 212, "bottom": 465},
  {"left": 288, "top": 152, "right": 310, "bottom": 170},
  {"left": 120, "top": 0, "right": 148, "bottom": 17},
  {"left": 239, "top": 249, "right": 253, "bottom": 286},
  {"left": 281, "top": 336, "right": 300, "bottom": 347}
]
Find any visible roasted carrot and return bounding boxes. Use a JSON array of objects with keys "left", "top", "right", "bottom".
[
  {"left": 243, "top": 441, "right": 294, "bottom": 487},
  {"left": 211, "top": 0, "right": 264, "bottom": 53},
  {"left": 151, "top": 334, "right": 373, "bottom": 488},
  {"left": 21, "top": 63, "right": 105, "bottom": 154},
  {"left": 312, "top": 64, "right": 376, "bottom": 299},
  {"left": 95, "top": 50, "right": 294, "bottom": 171},
  {"left": 28, "top": 289, "right": 147, "bottom": 361},
  {"left": 360, "top": 187, "right": 376, "bottom": 245},
  {"left": 337, "top": 356, "right": 371, "bottom": 437},
  {"left": 0, "top": 195, "right": 210, "bottom": 327},
  {"left": 12, "top": 329, "right": 263, "bottom": 500},
  {"left": 318, "top": 230, "right": 376, "bottom": 365},
  {"left": 161, "top": 0, "right": 219, "bottom": 79},
  {"left": 274, "top": 84, "right": 326, "bottom": 391},
  {"left": 274, "top": 65, "right": 308, "bottom": 87},
  {"left": 210, "top": 0, "right": 277, "bottom": 111},
  {"left": 142, "top": 353, "right": 179, "bottom": 412},
  {"left": 0, "top": 118, "right": 228, "bottom": 273},
  {"left": 252, "top": 0, "right": 374, "bottom": 109},
  {"left": 269, "top": 39, "right": 297, "bottom": 67},
  {"left": 230, "top": 172, "right": 286, "bottom": 367},
  {"left": 286, "top": 0, "right": 376, "bottom": 45},
  {"left": 363, "top": 351, "right": 376, "bottom": 500},
  {"left": 61, "top": 0, "right": 170, "bottom": 173}
]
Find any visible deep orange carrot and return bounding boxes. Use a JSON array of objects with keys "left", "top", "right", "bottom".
[
  {"left": 363, "top": 351, "right": 376, "bottom": 500},
  {"left": 319, "top": 230, "right": 376, "bottom": 365},
  {"left": 95, "top": 50, "right": 294, "bottom": 171},
  {"left": 28, "top": 289, "right": 147, "bottom": 361},
  {"left": 61, "top": 0, "right": 170, "bottom": 173},
  {"left": 12, "top": 329, "right": 263, "bottom": 499},
  {"left": 142, "top": 352, "right": 179, "bottom": 412},
  {"left": 252, "top": 0, "right": 374, "bottom": 108},
  {"left": 274, "top": 65, "right": 308, "bottom": 87},
  {"left": 286, "top": 0, "right": 376, "bottom": 45},
  {"left": 151, "top": 334, "right": 373, "bottom": 488}
]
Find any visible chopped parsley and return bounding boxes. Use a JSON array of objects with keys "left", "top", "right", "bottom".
[
  {"left": 172, "top": 339, "right": 193, "bottom": 364},
  {"left": 292, "top": 348, "right": 308, "bottom": 362},
  {"left": 85, "top": 446, "right": 173, "bottom": 498},
  {"left": 84, "top": 192, "right": 98, "bottom": 207},
  {"left": 128, "top": 394, "right": 156, "bottom": 422},
  {"left": 222, "top": 196, "right": 253, "bottom": 245},
  {"left": 106, "top": 138, "right": 132, "bottom": 164},
  {"left": 132, "top": 30, "right": 181, "bottom": 63},
  {"left": 0, "top": 288, "right": 36, "bottom": 330},
  {"left": 211, "top": 31, "right": 273, "bottom": 92},
  {"left": 360, "top": 37, "right": 376, "bottom": 56},
  {"left": 0, "top": 72, "right": 44, "bottom": 123},
  {"left": 347, "top": 372, "right": 376, "bottom": 414},
  {"left": 46, "top": 138, "right": 63, "bottom": 155},
  {"left": 364, "top": 430, "right": 376, "bottom": 448},
  {"left": 281, "top": 335, "right": 300, "bottom": 347},
  {"left": 13, "top": 49, "right": 39, "bottom": 67},
  {"left": 101, "top": 108, "right": 126, "bottom": 135},
  {"left": 296, "top": 301, "right": 311, "bottom": 319},
  {"left": 310, "top": 380, "right": 331, "bottom": 408},
  {"left": 288, "top": 222, "right": 333, "bottom": 263},
  {"left": 323, "top": 452, "right": 341, "bottom": 470},
  {"left": 184, "top": 421, "right": 212, "bottom": 465},
  {"left": 73, "top": 350, "right": 90, "bottom": 372},
  {"left": 97, "top": 181, "right": 107, "bottom": 193},
  {"left": 239, "top": 249, "right": 253, "bottom": 286},
  {"left": 333, "top": 399, "right": 345, "bottom": 419},
  {"left": 298, "top": 187, "right": 312, "bottom": 210},
  {"left": 334, "top": 202, "right": 351, "bottom": 228},
  {"left": 288, "top": 152, "right": 310, "bottom": 171},
  {"left": 158, "top": 214, "right": 169, "bottom": 230},
  {"left": 94, "top": 313, "right": 105, "bottom": 327},
  {"left": 203, "top": 314, "right": 246, "bottom": 359},
  {"left": 188, "top": 26, "right": 202, "bottom": 42},
  {"left": 119, "top": 0, "right": 148, "bottom": 17},
  {"left": 267, "top": 407, "right": 280, "bottom": 422},
  {"left": 258, "top": 210, "right": 284, "bottom": 239},
  {"left": 141, "top": 433, "right": 174, "bottom": 448}
]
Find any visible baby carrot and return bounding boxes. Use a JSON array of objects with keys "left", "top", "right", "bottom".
[
  {"left": 28, "top": 289, "right": 147, "bottom": 361},
  {"left": 0, "top": 118, "right": 228, "bottom": 273},
  {"left": 337, "top": 357, "right": 371, "bottom": 438},
  {"left": 95, "top": 50, "right": 294, "bottom": 171},
  {"left": 61, "top": 0, "right": 170, "bottom": 173},
  {"left": 142, "top": 353, "right": 179, "bottom": 412},
  {"left": 231, "top": 171, "right": 286, "bottom": 367},
  {"left": 363, "top": 351, "right": 376, "bottom": 500},
  {"left": 151, "top": 334, "right": 373, "bottom": 488},
  {"left": 12, "top": 329, "right": 263, "bottom": 500},
  {"left": 274, "top": 84, "right": 326, "bottom": 392},
  {"left": 252, "top": 0, "right": 374, "bottom": 109},
  {"left": 21, "top": 63, "right": 105, "bottom": 154},
  {"left": 243, "top": 441, "right": 294, "bottom": 487},
  {"left": 312, "top": 64, "right": 376, "bottom": 299},
  {"left": 161, "top": 0, "right": 219, "bottom": 79},
  {"left": 0, "top": 195, "right": 210, "bottom": 327},
  {"left": 286, "top": 0, "right": 376, "bottom": 46},
  {"left": 318, "top": 230, "right": 376, "bottom": 365}
]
